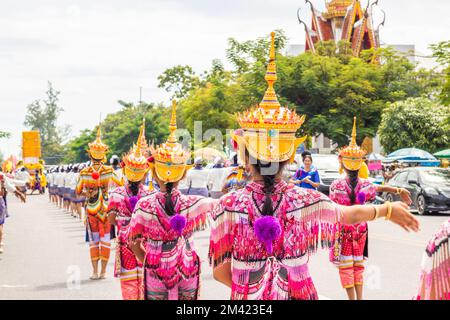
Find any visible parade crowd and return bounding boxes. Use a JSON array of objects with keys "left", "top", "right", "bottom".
[{"left": 1, "top": 33, "right": 448, "bottom": 301}]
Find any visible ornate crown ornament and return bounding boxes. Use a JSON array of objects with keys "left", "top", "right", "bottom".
[
  {"left": 137, "top": 118, "right": 150, "bottom": 157},
  {"left": 323, "top": 0, "right": 354, "bottom": 19},
  {"left": 339, "top": 117, "right": 367, "bottom": 171},
  {"left": 122, "top": 120, "right": 150, "bottom": 182},
  {"left": 149, "top": 100, "right": 192, "bottom": 183},
  {"left": 232, "top": 31, "right": 307, "bottom": 163},
  {"left": 88, "top": 126, "right": 109, "bottom": 162}
]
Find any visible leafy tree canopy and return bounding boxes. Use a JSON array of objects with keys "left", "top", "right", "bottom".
[
  {"left": 23, "top": 82, "right": 70, "bottom": 164},
  {"left": 63, "top": 101, "right": 170, "bottom": 163},
  {"left": 378, "top": 97, "right": 450, "bottom": 154}
]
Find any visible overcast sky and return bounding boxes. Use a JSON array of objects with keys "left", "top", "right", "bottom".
[{"left": 1, "top": 0, "right": 449, "bottom": 157}]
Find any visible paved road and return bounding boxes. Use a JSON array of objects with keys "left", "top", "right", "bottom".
[{"left": 0, "top": 194, "right": 448, "bottom": 300}]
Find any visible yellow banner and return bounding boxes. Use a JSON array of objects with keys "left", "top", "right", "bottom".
[{"left": 22, "top": 131, "right": 41, "bottom": 158}]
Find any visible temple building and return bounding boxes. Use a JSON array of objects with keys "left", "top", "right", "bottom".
[{"left": 298, "top": 0, "right": 381, "bottom": 58}]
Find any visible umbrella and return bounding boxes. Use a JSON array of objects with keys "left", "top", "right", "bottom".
[
  {"left": 434, "top": 149, "right": 450, "bottom": 159},
  {"left": 385, "top": 148, "right": 440, "bottom": 167},
  {"left": 367, "top": 153, "right": 385, "bottom": 161},
  {"left": 193, "top": 148, "right": 227, "bottom": 162}
]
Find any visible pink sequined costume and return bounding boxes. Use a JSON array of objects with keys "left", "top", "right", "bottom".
[
  {"left": 329, "top": 178, "right": 376, "bottom": 289},
  {"left": 416, "top": 219, "right": 450, "bottom": 300},
  {"left": 209, "top": 181, "right": 343, "bottom": 300},
  {"left": 127, "top": 190, "right": 214, "bottom": 300},
  {"left": 108, "top": 184, "right": 154, "bottom": 300}
]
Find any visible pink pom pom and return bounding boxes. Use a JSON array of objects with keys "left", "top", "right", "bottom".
[
  {"left": 357, "top": 192, "right": 366, "bottom": 204},
  {"left": 129, "top": 196, "right": 139, "bottom": 212},
  {"left": 254, "top": 216, "right": 282, "bottom": 254},
  {"left": 170, "top": 214, "right": 187, "bottom": 235}
]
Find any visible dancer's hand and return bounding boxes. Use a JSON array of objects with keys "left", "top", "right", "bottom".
[
  {"left": 399, "top": 188, "right": 412, "bottom": 205},
  {"left": 130, "top": 238, "right": 145, "bottom": 263},
  {"left": 108, "top": 212, "right": 117, "bottom": 225},
  {"left": 388, "top": 202, "right": 419, "bottom": 232}
]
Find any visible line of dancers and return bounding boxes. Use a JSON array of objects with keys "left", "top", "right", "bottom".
[{"left": 49, "top": 31, "right": 448, "bottom": 300}]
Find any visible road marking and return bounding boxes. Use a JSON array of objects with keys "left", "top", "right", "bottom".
[{"left": 0, "top": 285, "right": 28, "bottom": 288}]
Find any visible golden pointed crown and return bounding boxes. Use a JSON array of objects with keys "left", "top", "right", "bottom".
[
  {"left": 88, "top": 125, "right": 109, "bottom": 161},
  {"left": 137, "top": 118, "right": 150, "bottom": 157},
  {"left": 122, "top": 138, "right": 150, "bottom": 182},
  {"left": 233, "top": 32, "right": 307, "bottom": 163},
  {"left": 149, "top": 100, "right": 192, "bottom": 183},
  {"left": 339, "top": 117, "right": 367, "bottom": 171}
]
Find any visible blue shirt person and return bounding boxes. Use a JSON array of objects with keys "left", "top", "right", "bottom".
[{"left": 290, "top": 155, "right": 320, "bottom": 190}]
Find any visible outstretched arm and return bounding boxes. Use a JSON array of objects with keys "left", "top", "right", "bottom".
[
  {"left": 342, "top": 201, "right": 419, "bottom": 232},
  {"left": 376, "top": 185, "right": 412, "bottom": 205}
]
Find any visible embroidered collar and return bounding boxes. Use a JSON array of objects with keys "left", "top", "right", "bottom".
[{"left": 246, "top": 181, "right": 288, "bottom": 194}]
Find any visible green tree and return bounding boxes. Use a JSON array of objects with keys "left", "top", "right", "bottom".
[
  {"left": 378, "top": 97, "right": 450, "bottom": 154},
  {"left": 63, "top": 101, "right": 170, "bottom": 163},
  {"left": 157, "top": 65, "right": 201, "bottom": 99},
  {"left": 23, "top": 82, "right": 70, "bottom": 164},
  {"left": 0, "top": 131, "right": 10, "bottom": 139},
  {"left": 430, "top": 40, "right": 450, "bottom": 106}
]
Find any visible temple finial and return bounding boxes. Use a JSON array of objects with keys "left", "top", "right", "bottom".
[
  {"left": 350, "top": 117, "right": 357, "bottom": 146},
  {"left": 167, "top": 100, "right": 177, "bottom": 143},
  {"left": 259, "top": 31, "right": 281, "bottom": 110}
]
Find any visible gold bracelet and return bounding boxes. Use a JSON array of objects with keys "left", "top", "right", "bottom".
[
  {"left": 374, "top": 205, "right": 380, "bottom": 220},
  {"left": 369, "top": 206, "right": 377, "bottom": 221},
  {"left": 370, "top": 205, "right": 378, "bottom": 221},
  {"left": 384, "top": 201, "right": 393, "bottom": 221}
]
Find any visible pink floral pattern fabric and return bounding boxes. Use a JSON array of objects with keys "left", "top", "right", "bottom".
[
  {"left": 209, "top": 181, "right": 342, "bottom": 300},
  {"left": 416, "top": 219, "right": 450, "bottom": 300},
  {"left": 127, "top": 190, "right": 214, "bottom": 300},
  {"left": 108, "top": 184, "right": 154, "bottom": 300},
  {"left": 329, "top": 178, "right": 377, "bottom": 288}
]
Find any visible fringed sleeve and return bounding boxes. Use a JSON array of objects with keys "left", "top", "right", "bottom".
[
  {"left": 110, "top": 171, "right": 124, "bottom": 188},
  {"left": 185, "top": 197, "right": 216, "bottom": 234},
  {"left": 75, "top": 175, "right": 84, "bottom": 195},
  {"left": 416, "top": 220, "right": 450, "bottom": 300},
  {"left": 208, "top": 196, "right": 235, "bottom": 269},
  {"left": 289, "top": 189, "right": 343, "bottom": 264},
  {"left": 126, "top": 203, "right": 147, "bottom": 241}
]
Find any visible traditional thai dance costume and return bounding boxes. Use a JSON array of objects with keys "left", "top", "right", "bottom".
[
  {"left": 209, "top": 32, "right": 342, "bottom": 300},
  {"left": 127, "top": 101, "right": 214, "bottom": 300},
  {"left": 416, "top": 219, "right": 450, "bottom": 300},
  {"left": 76, "top": 127, "right": 123, "bottom": 264},
  {"left": 107, "top": 120, "right": 154, "bottom": 300},
  {"left": 330, "top": 118, "right": 376, "bottom": 290}
]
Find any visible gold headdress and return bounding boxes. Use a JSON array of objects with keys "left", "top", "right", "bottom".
[
  {"left": 339, "top": 117, "right": 367, "bottom": 171},
  {"left": 137, "top": 118, "right": 150, "bottom": 157},
  {"left": 149, "top": 100, "right": 192, "bottom": 183},
  {"left": 122, "top": 123, "right": 150, "bottom": 182},
  {"left": 232, "top": 32, "right": 307, "bottom": 163},
  {"left": 88, "top": 125, "right": 109, "bottom": 162}
]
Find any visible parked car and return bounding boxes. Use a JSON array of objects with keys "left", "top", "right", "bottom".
[
  {"left": 312, "top": 154, "right": 341, "bottom": 195},
  {"left": 381, "top": 167, "right": 450, "bottom": 215}
]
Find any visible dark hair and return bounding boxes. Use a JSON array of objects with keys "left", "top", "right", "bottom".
[
  {"left": 165, "top": 182, "right": 176, "bottom": 216},
  {"left": 301, "top": 151, "right": 311, "bottom": 160},
  {"left": 303, "top": 155, "right": 313, "bottom": 163},
  {"left": 248, "top": 152, "right": 287, "bottom": 216},
  {"left": 232, "top": 154, "right": 238, "bottom": 166},
  {"left": 129, "top": 181, "right": 140, "bottom": 196},
  {"left": 345, "top": 168, "right": 359, "bottom": 205}
]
